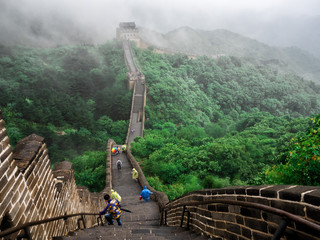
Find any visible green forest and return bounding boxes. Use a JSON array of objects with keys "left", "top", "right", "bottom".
[
  {"left": 1, "top": 40, "right": 320, "bottom": 198},
  {"left": 0, "top": 42, "right": 131, "bottom": 191},
  {"left": 130, "top": 46, "right": 320, "bottom": 199}
]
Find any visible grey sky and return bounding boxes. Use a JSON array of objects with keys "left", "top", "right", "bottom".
[{"left": 0, "top": 0, "right": 319, "bottom": 48}]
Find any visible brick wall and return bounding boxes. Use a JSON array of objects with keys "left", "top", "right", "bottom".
[
  {"left": 165, "top": 186, "right": 320, "bottom": 240},
  {"left": 0, "top": 111, "right": 106, "bottom": 239}
]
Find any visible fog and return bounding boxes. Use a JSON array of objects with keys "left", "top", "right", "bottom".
[{"left": 0, "top": 0, "right": 319, "bottom": 56}]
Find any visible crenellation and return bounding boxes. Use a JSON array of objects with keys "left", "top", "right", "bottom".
[
  {"left": 0, "top": 132, "right": 8, "bottom": 149},
  {"left": 7, "top": 160, "right": 18, "bottom": 178},
  {"left": 0, "top": 157, "right": 10, "bottom": 177},
  {"left": 0, "top": 136, "right": 10, "bottom": 152},
  {"left": 0, "top": 144, "right": 12, "bottom": 163}
]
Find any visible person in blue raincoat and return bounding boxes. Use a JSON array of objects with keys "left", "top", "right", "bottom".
[{"left": 140, "top": 186, "right": 153, "bottom": 202}]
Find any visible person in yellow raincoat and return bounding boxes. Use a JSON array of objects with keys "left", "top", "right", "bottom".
[
  {"left": 122, "top": 145, "right": 127, "bottom": 153},
  {"left": 132, "top": 168, "right": 138, "bottom": 181},
  {"left": 110, "top": 189, "right": 122, "bottom": 203}
]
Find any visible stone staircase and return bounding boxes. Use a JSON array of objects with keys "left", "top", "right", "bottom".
[
  {"left": 56, "top": 148, "right": 210, "bottom": 240},
  {"left": 60, "top": 221, "right": 208, "bottom": 240}
]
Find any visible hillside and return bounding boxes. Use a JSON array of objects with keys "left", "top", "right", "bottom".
[
  {"left": 130, "top": 46, "right": 320, "bottom": 198},
  {"left": 0, "top": 42, "right": 131, "bottom": 167},
  {"left": 139, "top": 27, "right": 320, "bottom": 83}
]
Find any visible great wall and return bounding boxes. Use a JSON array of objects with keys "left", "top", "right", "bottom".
[{"left": 0, "top": 22, "right": 320, "bottom": 240}]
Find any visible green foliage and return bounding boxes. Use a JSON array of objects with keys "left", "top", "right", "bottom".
[
  {"left": 130, "top": 48, "right": 320, "bottom": 198},
  {"left": 0, "top": 41, "right": 130, "bottom": 165},
  {"left": 72, "top": 151, "right": 107, "bottom": 192},
  {"left": 265, "top": 115, "right": 320, "bottom": 185}
]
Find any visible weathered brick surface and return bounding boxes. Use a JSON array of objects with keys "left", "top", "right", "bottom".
[
  {"left": 165, "top": 183, "right": 320, "bottom": 240},
  {"left": 304, "top": 189, "right": 320, "bottom": 206},
  {"left": 270, "top": 199, "right": 305, "bottom": 216},
  {"left": 279, "top": 186, "right": 316, "bottom": 201},
  {"left": 0, "top": 130, "right": 106, "bottom": 239}
]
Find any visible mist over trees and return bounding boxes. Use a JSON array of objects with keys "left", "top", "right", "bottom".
[{"left": 0, "top": 42, "right": 131, "bottom": 178}]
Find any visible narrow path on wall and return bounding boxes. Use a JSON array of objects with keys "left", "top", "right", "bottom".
[{"left": 111, "top": 145, "right": 160, "bottom": 224}]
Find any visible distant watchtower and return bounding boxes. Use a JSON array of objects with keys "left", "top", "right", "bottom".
[{"left": 116, "top": 22, "right": 140, "bottom": 43}]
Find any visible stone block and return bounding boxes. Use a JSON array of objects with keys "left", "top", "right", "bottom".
[
  {"left": 216, "top": 204, "right": 229, "bottom": 212},
  {"left": 284, "top": 227, "right": 319, "bottom": 240},
  {"left": 240, "top": 207, "right": 261, "bottom": 219},
  {"left": 215, "top": 220, "right": 226, "bottom": 229},
  {"left": 246, "top": 186, "right": 271, "bottom": 196},
  {"left": 236, "top": 215, "right": 244, "bottom": 224},
  {"left": 221, "top": 213, "right": 236, "bottom": 223},
  {"left": 246, "top": 196, "right": 270, "bottom": 206},
  {"left": 229, "top": 205, "right": 241, "bottom": 214},
  {"left": 244, "top": 218, "right": 268, "bottom": 232},
  {"left": 270, "top": 200, "right": 305, "bottom": 216},
  {"left": 252, "top": 231, "right": 272, "bottom": 240},
  {"left": 241, "top": 226, "right": 252, "bottom": 239},
  {"left": 224, "top": 230, "right": 239, "bottom": 240},
  {"left": 0, "top": 144, "right": 12, "bottom": 163},
  {"left": 237, "top": 196, "right": 246, "bottom": 201},
  {"left": 261, "top": 211, "right": 283, "bottom": 224},
  {"left": 304, "top": 189, "right": 320, "bottom": 206},
  {"left": 306, "top": 206, "right": 320, "bottom": 222},
  {"left": 260, "top": 185, "right": 291, "bottom": 198},
  {"left": 0, "top": 157, "right": 10, "bottom": 178},
  {"left": 227, "top": 223, "right": 241, "bottom": 234},
  {"left": 279, "top": 186, "right": 317, "bottom": 202},
  {"left": 0, "top": 129, "right": 7, "bottom": 142}
]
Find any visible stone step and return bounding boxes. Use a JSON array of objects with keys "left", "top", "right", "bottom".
[{"left": 58, "top": 224, "right": 209, "bottom": 240}]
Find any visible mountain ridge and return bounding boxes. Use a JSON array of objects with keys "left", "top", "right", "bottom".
[{"left": 139, "top": 26, "right": 320, "bottom": 83}]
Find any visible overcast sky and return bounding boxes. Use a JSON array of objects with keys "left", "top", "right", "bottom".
[{"left": 0, "top": 0, "right": 319, "bottom": 47}]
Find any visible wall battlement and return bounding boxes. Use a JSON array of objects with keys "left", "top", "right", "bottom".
[
  {"left": 0, "top": 110, "right": 106, "bottom": 239},
  {"left": 165, "top": 186, "right": 320, "bottom": 239}
]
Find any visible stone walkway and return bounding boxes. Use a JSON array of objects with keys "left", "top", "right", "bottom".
[
  {"left": 111, "top": 146, "right": 160, "bottom": 224},
  {"left": 58, "top": 147, "right": 209, "bottom": 240}
]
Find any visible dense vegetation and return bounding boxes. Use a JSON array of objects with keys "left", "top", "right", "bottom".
[
  {"left": 2, "top": 40, "right": 320, "bottom": 197},
  {"left": 0, "top": 42, "right": 131, "bottom": 191},
  {"left": 131, "top": 47, "right": 320, "bottom": 199}
]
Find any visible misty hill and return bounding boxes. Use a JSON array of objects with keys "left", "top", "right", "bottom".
[{"left": 139, "top": 27, "right": 320, "bottom": 83}]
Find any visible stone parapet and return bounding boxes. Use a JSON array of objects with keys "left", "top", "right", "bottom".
[
  {"left": 165, "top": 186, "right": 320, "bottom": 240},
  {"left": 0, "top": 111, "right": 105, "bottom": 239}
]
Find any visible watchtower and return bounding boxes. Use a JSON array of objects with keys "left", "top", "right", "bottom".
[{"left": 116, "top": 22, "right": 140, "bottom": 43}]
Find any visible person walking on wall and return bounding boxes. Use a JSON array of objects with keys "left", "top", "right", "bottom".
[
  {"left": 131, "top": 168, "right": 138, "bottom": 181},
  {"left": 110, "top": 189, "right": 122, "bottom": 203},
  {"left": 140, "top": 186, "right": 153, "bottom": 202},
  {"left": 99, "top": 194, "right": 122, "bottom": 226},
  {"left": 116, "top": 159, "right": 122, "bottom": 170}
]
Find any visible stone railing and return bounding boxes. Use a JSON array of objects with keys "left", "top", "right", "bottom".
[
  {"left": 0, "top": 110, "right": 106, "bottom": 239},
  {"left": 126, "top": 150, "right": 169, "bottom": 210},
  {"left": 164, "top": 185, "right": 320, "bottom": 240}
]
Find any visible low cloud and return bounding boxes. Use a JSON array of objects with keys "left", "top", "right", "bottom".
[{"left": 0, "top": 0, "right": 319, "bottom": 51}]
